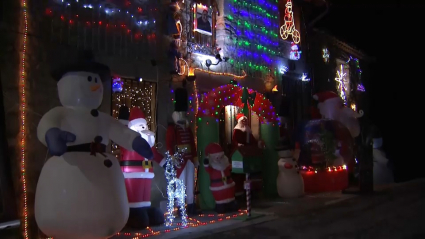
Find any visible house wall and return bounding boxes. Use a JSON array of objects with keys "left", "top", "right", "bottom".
[
  {"left": 308, "top": 30, "right": 370, "bottom": 116},
  {"left": 1, "top": 1, "right": 173, "bottom": 237}
]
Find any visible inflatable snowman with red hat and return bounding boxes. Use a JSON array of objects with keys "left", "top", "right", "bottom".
[
  {"left": 313, "top": 91, "right": 363, "bottom": 138},
  {"left": 35, "top": 62, "right": 153, "bottom": 239},
  {"left": 166, "top": 86, "right": 198, "bottom": 214},
  {"left": 276, "top": 142, "right": 304, "bottom": 198},
  {"left": 120, "top": 107, "right": 165, "bottom": 229},
  {"left": 204, "top": 143, "right": 238, "bottom": 213}
]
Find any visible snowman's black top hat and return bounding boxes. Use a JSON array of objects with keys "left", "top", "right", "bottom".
[
  {"left": 275, "top": 139, "right": 291, "bottom": 151},
  {"left": 51, "top": 50, "right": 111, "bottom": 82}
]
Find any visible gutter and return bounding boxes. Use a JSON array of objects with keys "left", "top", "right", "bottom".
[{"left": 307, "top": 0, "right": 329, "bottom": 28}]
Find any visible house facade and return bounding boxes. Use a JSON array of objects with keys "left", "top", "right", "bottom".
[{"left": 0, "top": 0, "right": 372, "bottom": 237}]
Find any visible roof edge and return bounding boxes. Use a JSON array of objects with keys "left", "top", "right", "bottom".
[{"left": 312, "top": 28, "right": 376, "bottom": 63}]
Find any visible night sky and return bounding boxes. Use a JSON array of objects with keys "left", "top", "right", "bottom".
[{"left": 315, "top": 1, "right": 424, "bottom": 181}]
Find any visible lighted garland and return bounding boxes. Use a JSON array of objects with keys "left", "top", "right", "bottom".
[
  {"left": 20, "top": 0, "right": 29, "bottom": 238},
  {"left": 300, "top": 165, "right": 347, "bottom": 174},
  {"left": 194, "top": 68, "right": 247, "bottom": 79},
  {"left": 225, "top": 0, "right": 280, "bottom": 74},
  {"left": 111, "top": 79, "right": 156, "bottom": 157},
  {"left": 196, "top": 84, "right": 278, "bottom": 124},
  {"left": 44, "top": 0, "right": 157, "bottom": 40},
  {"left": 164, "top": 149, "right": 188, "bottom": 227}
]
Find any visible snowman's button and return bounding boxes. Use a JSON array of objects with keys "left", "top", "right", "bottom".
[
  {"left": 94, "top": 136, "right": 103, "bottom": 143},
  {"left": 104, "top": 159, "right": 113, "bottom": 168},
  {"left": 91, "top": 109, "right": 99, "bottom": 117}
]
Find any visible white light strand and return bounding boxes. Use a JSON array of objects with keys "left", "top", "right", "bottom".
[
  {"left": 335, "top": 64, "right": 348, "bottom": 105},
  {"left": 165, "top": 149, "right": 188, "bottom": 227}
]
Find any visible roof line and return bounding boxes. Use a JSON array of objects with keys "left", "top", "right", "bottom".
[{"left": 312, "top": 28, "right": 376, "bottom": 62}]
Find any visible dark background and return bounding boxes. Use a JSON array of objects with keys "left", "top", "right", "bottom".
[{"left": 314, "top": 0, "right": 424, "bottom": 182}]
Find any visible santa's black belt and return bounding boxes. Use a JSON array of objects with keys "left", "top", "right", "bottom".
[
  {"left": 120, "top": 160, "right": 153, "bottom": 168},
  {"left": 67, "top": 143, "right": 106, "bottom": 153},
  {"left": 210, "top": 175, "right": 232, "bottom": 183}
]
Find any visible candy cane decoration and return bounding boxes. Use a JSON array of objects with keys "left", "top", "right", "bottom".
[{"left": 245, "top": 173, "right": 251, "bottom": 217}]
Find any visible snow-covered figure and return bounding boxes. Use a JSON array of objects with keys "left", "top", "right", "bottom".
[
  {"left": 166, "top": 87, "right": 198, "bottom": 214},
  {"left": 276, "top": 145, "right": 304, "bottom": 198},
  {"left": 313, "top": 91, "right": 363, "bottom": 138},
  {"left": 120, "top": 107, "right": 165, "bottom": 229},
  {"left": 204, "top": 143, "right": 238, "bottom": 213},
  {"left": 35, "top": 63, "right": 153, "bottom": 239},
  {"left": 373, "top": 137, "right": 394, "bottom": 185}
]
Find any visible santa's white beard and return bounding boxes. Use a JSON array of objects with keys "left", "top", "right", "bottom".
[
  {"left": 235, "top": 122, "right": 251, "bottom": 133},
  {"left": 337, "top": 112, "right": 360, "bottom": 137},
  {"left": 210, "top": 158, "right": 230, "bottom": 171}
]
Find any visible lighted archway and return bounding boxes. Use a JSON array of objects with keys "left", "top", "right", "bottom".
[
  {"left": 196, "top": 84, "right": 279, "bottom": 124},
  {"left": 195, "top": 84, "right": 280, "bottom": 211}
]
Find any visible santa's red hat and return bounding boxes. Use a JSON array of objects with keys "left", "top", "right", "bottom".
[
  {"left": 128, "top": 107, "right": 147, "bottom": 129},
  {"left": 312, "top": 91, "right": 339, "bottom": 103},
  {"left": 205, "top": 143, "right": 223, "bottom": 156},
  {"left": 236, "top": 113, "right": 247, "bottom": 122}
]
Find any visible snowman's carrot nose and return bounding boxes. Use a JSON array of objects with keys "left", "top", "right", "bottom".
[
  {"left": 284, "top": 163, "right": 293, "bottom": 169},
  {"left": 91, "top": 84, "right": 100, "bottom": 91}
]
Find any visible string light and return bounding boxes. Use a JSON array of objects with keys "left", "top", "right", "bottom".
[
  {"left": 301, "top": 165, "right": 347, "bottom": 174},
  {"left": 111, "top": 78, "right": 156, "bottom": 157},
  {"left": 280, "top": 0, "right": 300, "bottom": 44},
  {"left": 300, "top": 73, "right": 310, "bottom": 82},
  {"left": 322, "top": 48, "right": 330, "bottom": 63},
  {"left": 164, "top": 150, "right": 188, "bottom": 227},
  {"left": 44, "top": 0, "right": 157, "bottom": 40},
  {"left": 289, "top": 42, "right": 301, "bottom": 60},
  {"left": 357, "top": 84, "right": 365, "bottom": 92},
  {"left": 222, "top": 0, "right": 280, "bottom": 75},
  {"left": 178, "top": 58, "right": 188, "bottom": 76},
  {"left": 196, "top": 84, "right": 278, "bottom": 124},
  {"left": 335, "top": 64, "right": 348, "bottom": 105},
  {"left": 111, "top": 210, "right": 246, "bottom": 238},
  {"left": 19, "top": 0, "right": 29, "bottom": 237},
  {"left": 194, "top": 68, "right": 247, "bottom": 79}
]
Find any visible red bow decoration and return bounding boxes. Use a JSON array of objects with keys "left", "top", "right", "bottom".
[{"left": 90, "top": 142, "right": 106, "bottom": 157}]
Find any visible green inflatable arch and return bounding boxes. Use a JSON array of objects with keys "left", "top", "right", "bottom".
[{"left": 195, "top": 84, "right": 280, "bottom": 210}]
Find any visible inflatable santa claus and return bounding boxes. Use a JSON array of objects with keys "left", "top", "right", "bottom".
[
  {"left": 313, "top": 91, "right": 363, "bottom": 138},
  {"left": 166, "top": 87, "right": 198, "bottom": 214},
  {"left": 204, "top": 143, "right": 238, "bottom": 213},
  {"left": 232, "top": 113, "right": 264, "bottom": 196},
  {"left": 120, "top": 107, "right": 165, "bottom": 229},
  {"left": 232, "top": 113, "right": 264, "bottom": 148}
]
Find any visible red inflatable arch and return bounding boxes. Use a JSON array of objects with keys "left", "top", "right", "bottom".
[{"left": 196, "top": 84, "right": 278, "bottom": 123}]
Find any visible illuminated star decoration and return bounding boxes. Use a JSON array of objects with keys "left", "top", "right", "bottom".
[
  {"left": 322, "top": 48, "right": 329, "bottom": 63},
  {"left": 335, "top": 65, "right": 348, "bottom": 104},
  {"left": 165, "top": 149, "right": 188, "bottom": 227}
]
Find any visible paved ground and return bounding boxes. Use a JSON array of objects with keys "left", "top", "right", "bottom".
[
  {"left": 2, "top": 180, "right": 424, "bottom": 239},
  {"left": 197, "top": 180, "right": 425, "bottom": 239}
]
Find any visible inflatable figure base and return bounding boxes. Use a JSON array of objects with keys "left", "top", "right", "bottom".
[
  {"left": 301, "top": 170, "right": 348, "bottom": 193},
  {"left": 128, "top": 207, "right": 164, "bottom": 229},
  {"left": 215, "top": 200, "right": 238, "bottom": 214}
]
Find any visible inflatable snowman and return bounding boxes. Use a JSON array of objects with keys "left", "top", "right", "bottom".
[
  {"left": 35, "top": 63, "right": 153, "bottom": 239},
  {"left": 373, "top": 137, "right": 394, "bottom": 185},
  {"left": 276, "top": 145, "right": 304, "bottom": 198}
]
